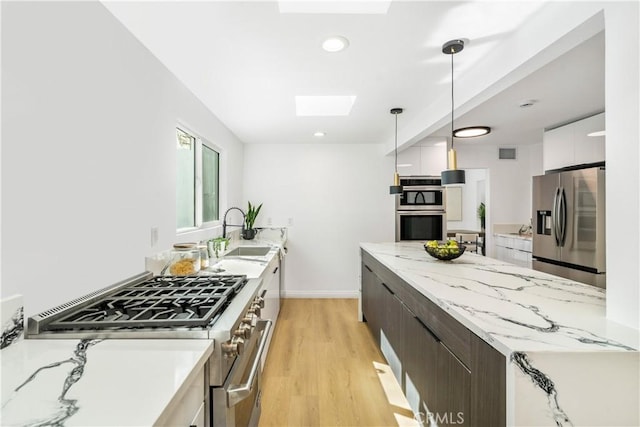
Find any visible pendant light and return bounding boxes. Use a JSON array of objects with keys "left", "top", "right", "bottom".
[
  {"left": 441, "top": 39, "right": 466, "bottom": 185},
  {"left": 454, "top": 126, "right": 491, "bottom": 138},
  {"left": 389, "top": 108, "right": 404, "bottom": 194}
]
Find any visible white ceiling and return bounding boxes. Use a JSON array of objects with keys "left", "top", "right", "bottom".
[
  {"left": 430, "top": 30, "right": 604, "bottom": 148},
  {"left": 102, "top": 1, "right": 604, "bottom": 148}
]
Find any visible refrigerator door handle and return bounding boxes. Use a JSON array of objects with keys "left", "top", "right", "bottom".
[
  {"left": 559, "top": 188, "right": 567, "bottom": 246},
  {"left": 552, "top": 187, "right": 560, "bottom": 246}
]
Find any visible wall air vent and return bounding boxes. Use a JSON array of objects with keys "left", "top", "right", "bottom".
[{"left": 498, "top": 147, "right": 517, "bottom": 160}]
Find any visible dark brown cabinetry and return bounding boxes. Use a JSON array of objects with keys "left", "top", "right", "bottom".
[
  {"left": 379, "top": 281, "right": 404, "bottom": 376},
  {"left": 435, "top": 343, "right": 471, "bottom": 426},
  {"left": 361, "top": 250, "right": 505, "bottom": 427},
  {"left": 361, "top": 263, "right": 381, "bottom": 346},
  {"left": 402, "top": 305, "right": 438, "bottom": 418},
  {"left": 363, "top": 262, "right": 405, "bottom": 384}
]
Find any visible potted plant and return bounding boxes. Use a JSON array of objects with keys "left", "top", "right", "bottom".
[
  {"left": 477, "top": 202, "right": 486, "bottom": 231},
  {"left": 208, "top": 236, "right": 230, "bottom": 258},
  {"left": 243, "top": 201, "right": 262, "bottom": 240}
]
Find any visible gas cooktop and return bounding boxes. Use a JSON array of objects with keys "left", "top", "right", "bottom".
[{"left": 27, "top": 273, "right": 248, "bottom": 337}]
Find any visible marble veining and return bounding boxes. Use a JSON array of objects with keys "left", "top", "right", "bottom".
[
  {"left": 2, "top": 339, "right": 214, "bottom": 426},
  {"left": 1, "top": 306, "right": 24, "bottom": 350},
  {"left": 361, "top": 242, "right": 639, "bottom": 426},
  {"left": 3, "top": 339, "right": 102, "bottom": 426},
  {"left": 511, "top": 352, "right": 573, "bottom": 427},
  {"left": 439, "top": 289, "right": 634, "bottom": 352},
  {"left": 360, "top": 242, "right": 638, "bottom": 354}
]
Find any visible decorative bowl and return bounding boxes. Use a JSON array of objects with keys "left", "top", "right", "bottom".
[{"left": 424, "top": 242, "right": 466, "bottom": 261}]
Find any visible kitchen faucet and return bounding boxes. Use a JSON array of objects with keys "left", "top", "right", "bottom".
[
  {"left": 222, "top": 207, "right": 246, "bottom": 239},
  {"left": 519, "top": 220, "right": 532, "bottom": 235}
]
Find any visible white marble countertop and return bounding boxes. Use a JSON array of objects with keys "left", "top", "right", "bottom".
[
  {"left": 1, "top": 229, "right": 289, "bottom": 427},
  {"left": 494, "top": 232, "right": 532, "bottom": 240},
  {"left": 145, "top": 228, "right": 287, "bottom": 277},
  {"left": 360, "top": 241, "right": 638, "bottom": 356},
  {"left": 1, "top": 338, "right": 212, "bottom": 426}
]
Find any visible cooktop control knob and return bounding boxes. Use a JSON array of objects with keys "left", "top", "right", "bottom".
[
  {"left": 222, "top": 336, "right": 245, "bottom": 358},
  {"left": 253, "top": 296, "right": 265, "bottom": 308},
  {"left": 233, "top": 323, "right": 251, "bottom": 339},
  {"left": 221, "top": 341, "right": 236, "bottom": 357},
  {"left": 242, "top": 313, "right": 257, "bottom": 327},
  {"left": 233, "top": 336, "right": 245, "bottom": 356},
  {"left": 248, "top": 304, "right": 261, "bottom": 317}
]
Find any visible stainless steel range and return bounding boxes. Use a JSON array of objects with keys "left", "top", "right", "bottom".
[{"left": 26, "top": 271, "right": 272, "bottom": 427}]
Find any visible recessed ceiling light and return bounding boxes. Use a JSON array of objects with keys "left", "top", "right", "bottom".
[
  {"left": 397, "top": 164, "right": 413, "bottom": 168},
  {"left": 313, "top": 131, "right": 326, "bottom": 137},
  {"left": 295, "top": 95, "right": 356, "bottom": 116},
  {"left": 587, "top": 130, "right": 606, "bottom": 137},
  {"left": 322, "top": 36, "right": 349, "bottom": 53},
  {"left": 453, "top": 126, "right": 491, "bottom": 138}
]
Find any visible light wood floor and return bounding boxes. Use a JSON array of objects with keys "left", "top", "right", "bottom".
[{"left": 259, "top": 298, "right": 415, "bottom": 427}]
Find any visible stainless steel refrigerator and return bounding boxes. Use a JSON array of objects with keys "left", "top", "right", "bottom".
[{"left": 532, "top": 166, "right": 606, "bottom": 287}]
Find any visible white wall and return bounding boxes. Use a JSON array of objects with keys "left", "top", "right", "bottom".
[
  {"left": 602, "top": 2, "right": 640, "bottom": 329},
  {"left": 243, "top": 143, "right": 394, "bottom": 297},
  {"left": 1, "top": 2, "right": 245, "bottom": 317},
  {"left": 456, "top": 144, "right": 542, "bottom": 257}
]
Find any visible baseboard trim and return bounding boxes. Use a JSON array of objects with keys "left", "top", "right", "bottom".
[{"left": 282, "top": 290, "right": 359, "bottom": 298}]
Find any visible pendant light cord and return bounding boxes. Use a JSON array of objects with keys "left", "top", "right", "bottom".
[
  {"left": 450, "top": 50, "right": 455, "bottom": 151},
  {"left": 394, "top": 112, "right": 398, "bottom": 174}
]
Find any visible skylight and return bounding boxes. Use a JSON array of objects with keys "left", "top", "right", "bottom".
[{"left": 295, "top": 95, "right": 357, "bottom": 116}]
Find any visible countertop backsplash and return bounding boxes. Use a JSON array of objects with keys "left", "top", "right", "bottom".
[{"left": 493, "top": 222, "right": 532, "bottom": 236}]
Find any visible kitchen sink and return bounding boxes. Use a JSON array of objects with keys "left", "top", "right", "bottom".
[
  {"left": 224, "top": 246, "right": 271, "bottom": 257},
  {"left": 205, "top": 258, "right": 266, "bottom": 279}
]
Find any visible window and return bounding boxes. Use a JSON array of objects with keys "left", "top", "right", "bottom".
[{"left": 176, "top": 127, "right": 220, "bottom": 231}]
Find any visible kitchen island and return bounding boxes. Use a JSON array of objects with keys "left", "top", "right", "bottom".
[{"left": 360, "top": 241, "right": 639, "bottom": 426}]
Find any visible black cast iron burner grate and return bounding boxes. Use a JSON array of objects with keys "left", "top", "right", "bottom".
[{"left": 46, "top": 275, "right": 247, "bottom": 330}]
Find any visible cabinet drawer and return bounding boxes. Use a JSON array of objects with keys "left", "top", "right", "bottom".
[
  {"left": 362, "top": 250, "right": 471, "bottom": 367},
  {"left": 495, "top": 235, "right": 516, "bottom": 249},
  {"left": 512, "top": 249, "right": 529, "bottom": 263},
  {"left": 513, "top": 238, "right": 531, "bottom": 252},
  {"left": 410, "top": 294, "right": 471, "bottom": 368},
  {"left": 494, "top": 235, "right": 508, "bottom": 248},
  {"left": 495, "top": 246, "right": 509, "bottom": 262}
]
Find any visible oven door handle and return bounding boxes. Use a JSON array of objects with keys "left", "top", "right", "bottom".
[
  {"left": 226, "top": 319, "right": 272, "bottom": 407},
  {"left": 397, "top": 210, "right": 446, "bottom": 215}
]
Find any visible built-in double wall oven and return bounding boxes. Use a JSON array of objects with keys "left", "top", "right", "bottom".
[{"left": 395, "top": 176, "right": 447, "bottom": 241}]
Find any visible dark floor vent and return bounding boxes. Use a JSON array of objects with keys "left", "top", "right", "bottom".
[{"left": 498, "top": 147, "right": 517, "bottom": 160}]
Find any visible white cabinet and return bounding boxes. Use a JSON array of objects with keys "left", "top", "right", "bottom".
[
  {"left": 494, "top": 234, "right": 532, "bottom": 268},
  {"left": 574, "top": 113, "right": 606, "bottom": 165},
  {"left": 158, "top": 364, "right": 206, "bottom": 427},
  {"left": 260, "top": 256, "right": 281, "bottom": 368},
  {"left": 543, "top": 124, "right": 574, "bottom": 171},
  {"left": 543, "top": 113, "right": 605, "bottom": 171},
  {"left": 397, "top": 146, "right": 421, "bottom": 175},
  {"left": 397, "top": 145, "right": 447, "bottom": 176},
  {"left": 420, "top": 145, "right": 447, "bottom": 175}
]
